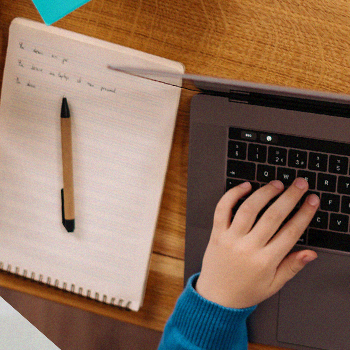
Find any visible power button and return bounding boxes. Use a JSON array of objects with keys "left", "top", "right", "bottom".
[{"left": 260, "top": 133, "right": 278, "bottom": 144}]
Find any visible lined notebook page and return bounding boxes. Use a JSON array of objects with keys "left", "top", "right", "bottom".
[{"left": 0, "top": 18, "right": 184, "bottom": 311}]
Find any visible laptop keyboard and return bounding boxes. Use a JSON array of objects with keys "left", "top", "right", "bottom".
[{"left": 226, "top": 127, "right": 350, "bottom": 253}]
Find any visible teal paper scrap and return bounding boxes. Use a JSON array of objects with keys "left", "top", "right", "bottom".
[{"left": 31, "top": 0, "right": 91, "bottom": 25}]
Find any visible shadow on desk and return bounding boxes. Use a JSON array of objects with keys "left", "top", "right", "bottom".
[{"left": 0, "top": 287, "right": 162, "bottom": 350}]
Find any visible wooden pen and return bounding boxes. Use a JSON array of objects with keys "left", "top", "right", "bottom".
[{"left": 61, "top": 97, "right": 75, "bottom": 232}]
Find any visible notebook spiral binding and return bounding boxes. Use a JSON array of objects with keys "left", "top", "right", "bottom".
[{"left": 0, "top": 262, "right": 132, "bottom": 310}]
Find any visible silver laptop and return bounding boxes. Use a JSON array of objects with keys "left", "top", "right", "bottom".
[{"left": 183, "top": 75, "right": 350, "bottom": 350}]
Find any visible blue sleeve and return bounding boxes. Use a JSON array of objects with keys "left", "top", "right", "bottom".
[{"left": 158, "top": 273, "right": 256, "bottom": 350}]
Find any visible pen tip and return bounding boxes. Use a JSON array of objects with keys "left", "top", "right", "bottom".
[{"left": 61, "top": 97, "right": 70, "bottom": 118}]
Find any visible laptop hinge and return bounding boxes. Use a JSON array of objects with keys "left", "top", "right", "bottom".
[{"left": 228, "top": 90, "right": 350, "bottom": 117}]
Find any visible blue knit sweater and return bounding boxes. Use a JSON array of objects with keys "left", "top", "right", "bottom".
[{"left": 158, "top": 274, "right": 256, "bottom": 350}]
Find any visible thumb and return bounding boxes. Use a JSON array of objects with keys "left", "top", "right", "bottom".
[{"left": 271, "top": 250, "right": 318, "bottom": 293}]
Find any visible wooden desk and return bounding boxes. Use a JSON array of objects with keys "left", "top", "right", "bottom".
[{"left": 0, "top": 1, "right": 349, "bottom": 349}]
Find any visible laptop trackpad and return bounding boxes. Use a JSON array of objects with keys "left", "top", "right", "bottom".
[{"left": 277, "top": 250, "right": 350, "bottom": 350}]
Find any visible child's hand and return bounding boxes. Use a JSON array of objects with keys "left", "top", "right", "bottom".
[{"left": 195, "top": 178, "right": 319, "bottom": 309}]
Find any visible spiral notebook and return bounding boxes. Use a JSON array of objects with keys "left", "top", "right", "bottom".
[{"left": 0, "top": 18, "right": 184, "bottom": 311}]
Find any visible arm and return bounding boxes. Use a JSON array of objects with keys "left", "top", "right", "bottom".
[
  {"left": 159, "top": 178, "right": 319, "bottom": 350},
  {"left": 158, "top": 273, "right": 256, "bottom": 350}
]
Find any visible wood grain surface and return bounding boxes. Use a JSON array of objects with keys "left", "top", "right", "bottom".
[{"left": 1, "top": 1, "right": 350, "bottom": 349}]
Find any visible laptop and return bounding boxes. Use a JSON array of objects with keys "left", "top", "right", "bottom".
[
  {"left": 182, "top": 75, "right": 350, "bottom": 350},
  {"left": 111, "top": 67, "right": 350, "bottom": 349}
]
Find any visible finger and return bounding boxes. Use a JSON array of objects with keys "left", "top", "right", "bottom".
[
  {"left": 250, "top": 178, "right": 309, "bottom": 245},
  {"left": 230, "top": 180, "right": 284, "bottom": 235},
  {"left": 269, "top": 249, "right": 318, "bottom": 294},
  {"left": 267, "top": 193, "right": 320, "bottom": 260},
  {"left": 212, "top": 182, "right": 252, "bottom": 233}
]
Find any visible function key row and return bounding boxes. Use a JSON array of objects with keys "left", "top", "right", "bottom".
[
  {"left": 228, "top": 141, "right": 350, "bottom": 175},
  {"left": 229, "top": 127, "right": 350, "bottom": 157}
]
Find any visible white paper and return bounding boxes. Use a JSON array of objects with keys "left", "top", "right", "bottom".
[
  {"left": 0, "top": 18, "right": 184, "bottom": 311},
  {"left": 0, "top": 297, "right": 59, "bottom": 349}
]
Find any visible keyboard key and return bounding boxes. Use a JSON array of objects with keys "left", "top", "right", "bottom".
[
  {"left": 240, "top": 130, "right": 257, "bottom": 141},
  {"left": 277, "top": 167, "right": 296, "bottom": 186},
  {"left": 300, "top": 190, "right": 320, "bottom": 208},
  {"left": 226, "top": 179, "right": 259, "bottom": 192},
  {"left": 257, "top": 164, "right": 276, "bottom": 183},
  {"left": 310, "top": 211, "right": 328, "bottom": 229},
  {"left": 268, "top": 147, "right": 287, "bottom": 166},
  {"left": 341, "top": 196, "right": 350, "bottom": 214},
  {"left": 228, "top": 141, "right": 247, "bottom": 160},
  {"left": 329, "top": 213, "right": 349, "bottom": 232},
  {"left": 338, "top": 176, "right": 350, "bottom": 195},
  {"left": 298, "top": 232, "right": 307, "bottom": 245},
  {"left": 260, "top": 133, "right": 278, "bottom": 144},
  {"left": 288, "top": 149, "right": 307, "bottom": 168},
  {"left": 229, "top": 128, "right": 256, "bottom": 141},
  {"left": 226, "top": 178, "right": 244, "bottom": 191},
  {"left": 317, "top": 173, "right": 337, "bottom": 192},
  {"left": 227, "top": 160, "right": 256, "bottom": 180},
  {"left": 248, "top": 144, "right": 267, "bottom": 163},
  {"left": 308, "top": 152, "right": 328, "bottom": 172},
  {"left": 297, "top": 170, "right": 316, "bottom": 189},
  {"left": 308, "top": 228, "right": 350, "bottom": 252},
  {"left": 250, "top": 182, "right": 261, "bottom": 192},
  {"left": 329, "top": 155, "right": 348, "bottom": 175},
  {"left": 321, "top": 193, "right": 340, "bottom": 212}
]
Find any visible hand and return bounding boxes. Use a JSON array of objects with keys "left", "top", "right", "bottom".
[{"left": 195, "top": 178, "right": 319, "bottom": 309}]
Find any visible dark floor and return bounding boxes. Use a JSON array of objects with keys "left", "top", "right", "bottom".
[{"left": 0, "top": 287, "right": 162, "bottom": 350}]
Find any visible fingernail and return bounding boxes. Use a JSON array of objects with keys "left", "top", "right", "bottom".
[
  {"left": 294, "top": 177, "right": 308, "bottom": 189},
  {"left": 239, "top": 181, "right": 251, "bottom": 189},
  {"left": 269, "top": 180, "right": 284, "bottom": 190},
  {"left": 302, "top": 255, "right": 317, "bottom": 264},
  {"left": 307, "top": 194, "right": 320, "bottom": 206}
]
